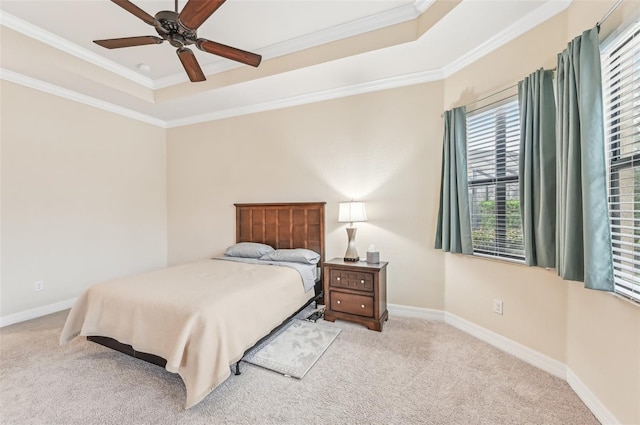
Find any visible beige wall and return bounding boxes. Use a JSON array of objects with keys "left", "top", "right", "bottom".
[
  {"left": 167, "top": 82, "right": 446, "bottom": 310},
  {"left": 443, "top": 0, "right": 570, "bottom": 367},
  {"left": 166, "top": 3, "right": 640, "bottom": 422},
  {"left": 0, "top": 81, "right": 168, "bottom": 316},
  {"left": 2, "top": 0, "right": 638, "bottom": 422},
  {"left": 443, "top": 1, "right": 640, "bottom": 424}
]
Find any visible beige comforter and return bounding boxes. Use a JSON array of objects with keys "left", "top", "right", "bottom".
[{"left": 60, "top": 259, "right": 313, "bottom": 408}]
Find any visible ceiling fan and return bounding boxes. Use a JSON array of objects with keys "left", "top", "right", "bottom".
[{"left": 94, "top": 0, "right": 262, "bottom": 82}]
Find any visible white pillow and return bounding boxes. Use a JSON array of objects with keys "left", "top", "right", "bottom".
[
  {"left": 224, "top": 242, "right": 274, "bottom": 258},
  {"left": 260, "top": 248, "right": 320, "bottom": 265}
]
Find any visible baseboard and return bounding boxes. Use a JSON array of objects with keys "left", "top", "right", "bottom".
[
  {"left": 387, "top": 303, "right": 445, "bottom": 321},
  {"left": 388, "top": 304, "right": 565, "bottom": 378},
  {"left": 566, "top": 368, "right": 620, "bottom": 425},
  {"left": 443, "top": 312, "right": 567, "bottom": 379},
  {"left": 387, "top": 304, "right": 620, "bottom": 424},
  {"left": 0, "top": 298, "right": 76, "bottom": 328},
  {"left": 0, "top": 299, "right": 622, "bottom": 424}
]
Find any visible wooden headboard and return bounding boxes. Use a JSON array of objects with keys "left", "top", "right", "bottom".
[{"left": 234, "top": 202, "right": 326, "bottom": 265}]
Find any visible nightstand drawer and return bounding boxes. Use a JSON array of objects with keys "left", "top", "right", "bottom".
[
  {"left": 330, "top": 291, "right": 374, "bottom": 318},
  {"left": 329, "top": 269, "right": 374, "bottom": 292}
]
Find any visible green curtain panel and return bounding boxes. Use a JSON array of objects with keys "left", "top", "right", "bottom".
[
  {"left": 518, "top": 69, "right": 556, "bottom": 268},
  {"left": 555, "top": 26, "right": 614, "bottom": 291},
  {"left": 435, "top": 107, "right": 473, "bottom": 254}
]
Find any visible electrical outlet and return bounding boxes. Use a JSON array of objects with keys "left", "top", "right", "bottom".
[
  {"left": 34, "top": 280, "right": 44, "bottom": 291},
  {"left": 493, "top": 299, "right": 503, "bottom": 315}
]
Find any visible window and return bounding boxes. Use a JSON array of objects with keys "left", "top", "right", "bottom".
[
  {"left": 466, "top": 98, "right": 525, "bottom": 261},
  {"left": 602, "top": 21, "right": 640, "bottom": 302}
]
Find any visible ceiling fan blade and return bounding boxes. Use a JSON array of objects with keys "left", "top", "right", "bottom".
[
  {"left": 177, "top": 48, "right": 206, "bottom": 82},
  {"left": 196, "top": 39, "right": 262, "bottom": 67},
  {"left": 94, "top": 36, "right": 164, "bottom": 49},
  {"left": 111, "top": 0, "right": 157, "bottom": 26},
  {"left": 178, "top": 0, "right": 226, "bottom": 30}
]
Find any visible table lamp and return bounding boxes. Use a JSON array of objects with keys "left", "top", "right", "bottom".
[{"left": 338, "top": 201, "right": 367, "bottom": 262}]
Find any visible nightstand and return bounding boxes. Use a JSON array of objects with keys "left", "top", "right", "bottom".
[{"left": 323, "top": 258, "right": 388, "bottom": 331}]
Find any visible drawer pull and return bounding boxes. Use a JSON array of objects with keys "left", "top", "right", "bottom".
[
  {"left": 336, "top": 300, "right": 341, "bottom": 304},
  {"left": 336, "top": 277, "right": 341, "bottom": 281},
  {"left": 360, "top": 279, "right": 364, "bottom": 284},
  {"left": 361, "top": 304, "right": 365, "bottom": 308}
]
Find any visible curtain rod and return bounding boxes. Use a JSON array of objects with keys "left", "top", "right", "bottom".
[
  {"left": 597, "top": 0, "right": 624, "bottom": 29},
  {"left": 441, "top": 67, "right": 557, "bottom": 117},
  {"left": 462, "top": 67, "right": 557, "bottom": 114},
  {"left": 469, "top": 83, "right": 517, "bottom": 106},
  {"left": 440, "top": 86, "right": 517, "bottom": 117},
  {"left": 441, "top": 3, "right": 621, "bottom": 118},
  {"left": 466, "top": 94, "right": 517, "bottom": 114},
  {"left": 447, "top": 2, "right": 621, "bottom": 114}
]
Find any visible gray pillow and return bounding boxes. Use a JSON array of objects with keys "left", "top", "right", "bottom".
[
  {"left": 260, "top": 248, "right": 320, "bottom": 265},
  {"left": 224, "top": 242, "right": 274, "bottom": 258}
]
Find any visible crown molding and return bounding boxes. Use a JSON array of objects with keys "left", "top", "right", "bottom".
[
  {"left": 0, "top": 11, "right": 156, "bottom": 89},
  {"left": 1, "top": 0, "right": 571, "bottom": 128},
  {"left": 258, "top": 0, "right": 431, "bottom": 59},
  {"left": 0, "top": 68, "right": 165, "bottom": 128},
  {"left": 165, "top": 68, "right": 444, "bottom": 128},
  {"left": 442, "top": 0, "right": 571, "bottom": 78},
  {"left": 153, "top": 0, "right": 435, "bottom": 88},
  {"left": 1, "top": 2, "right": 434, "bottom": 90},
  {"left": 1, "top": 64, "right": 441, "bottom": 129},
  {"left": 0, "top": 0, "right": 566, "bottom": 91}
]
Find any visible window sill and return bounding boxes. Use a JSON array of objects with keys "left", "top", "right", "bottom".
[
  {"left": 472, "top": 252, "right": 526, "bottom": 265},
  {"left": 610, "top": 291, "right": 640, "bottom": 308}
]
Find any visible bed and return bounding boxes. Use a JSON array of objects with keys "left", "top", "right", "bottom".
[{"left": 60, "top": 202, "right": 325, "bottom": 408}]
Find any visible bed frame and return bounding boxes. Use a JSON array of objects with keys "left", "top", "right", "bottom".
[{"left": 88, "top": 202, "right": 326, "bottom": 373}]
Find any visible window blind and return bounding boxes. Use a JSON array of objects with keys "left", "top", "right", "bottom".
[
  {"left": 467, "top": 98, "right": 525, "bottom": 261},
  {"left": 602, "top": 21, "right": 640, "bottom": 302}
]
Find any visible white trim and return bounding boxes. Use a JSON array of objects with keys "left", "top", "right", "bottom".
[
  {"left": 1, "top": 66, "right": 442, "bottom": 129},
  {"left": 388, "top": 303, "right": 445, "bottom": 321},
  {"left": 106, "top": 0, "right": 435, "bottom": 88},
  {"left": 0, "top": 298, "right": 621, "bottom": 424},
  {"left": 566, "top": 368, "right": 621, "bottom": 425},
  {"left": 442, "top": 0, "right": 571, "bottom": 78},
  {"left": 0, "top": 11, "right": 155, "bottom": 89},
  {"left": 0, "top": 2, "right": 432, "bottom": 90},
  {"left": 0, "top": 1, "right": 570, "bottom": 125},
  {"left": 0, "top": 69, "right": 166, "bottom": 128},
  {"left": 386, "top": 304, "right": 567, "bottom": 380},
  {"left": 413, "top": 0, "right": 436, "bottom": 14},
  {"left": 258, "top": 1, "right": 426, "bottom": 58},
  {"left": 166, "top": 68, "right": 444, "bottom": 127},
  {"left": 141, "top": 1, "right": 435, "bottom": 89},
  {"left": 0, "top": 298, "right": 76, "bottom": 328},
  {"left": 444, "top": 311, "right": 567, "bottom": 379},
  {"left": 391, "top": 304, "right": 618, "bottom": 424}
]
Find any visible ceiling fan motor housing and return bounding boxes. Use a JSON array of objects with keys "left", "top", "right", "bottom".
[
  {"left": 154, "top": 10, "right": 197, "bottom": 48},
  {"left": 94, "top": 0, "right": 262, "bottom": 82}
]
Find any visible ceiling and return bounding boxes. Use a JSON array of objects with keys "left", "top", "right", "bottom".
[{"left": 0, "top": 0, "right": 571, "bottom": 127}]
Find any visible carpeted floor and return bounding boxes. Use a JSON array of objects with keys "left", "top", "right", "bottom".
[{"left": 0, "top": 310, "right": 599, "bottom": 425}]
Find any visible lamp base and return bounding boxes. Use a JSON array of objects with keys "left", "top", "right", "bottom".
[{"left": 343, "top": 227, "right": 359, "bottom": 262}]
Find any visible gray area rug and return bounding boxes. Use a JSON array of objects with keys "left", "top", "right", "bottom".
[{"left": 243, "top": 319, "right": 341, "bottom": 378}]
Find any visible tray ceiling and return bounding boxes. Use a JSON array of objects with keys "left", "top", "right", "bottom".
[{"left": 0, "top": 0, "right": 571, "bottom": 127}]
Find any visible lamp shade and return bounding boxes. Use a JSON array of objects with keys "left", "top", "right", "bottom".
[{"left": 338, "top": 201, "right": 367, "bottom": 223}]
